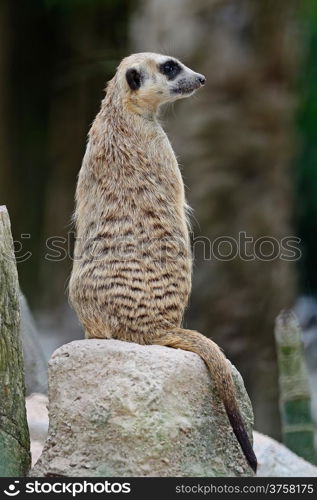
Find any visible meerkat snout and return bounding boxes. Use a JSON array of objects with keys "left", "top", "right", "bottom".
[{"left": 171, "top": 70, "right": 206, "bottom": 96}]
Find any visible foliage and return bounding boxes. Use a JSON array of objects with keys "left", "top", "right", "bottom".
[
  {"left": 44, "top": 0, "right": 119, "bottom": 9},
  {"left": 296, "top": 0, "right": 317, "bottom": 292}
]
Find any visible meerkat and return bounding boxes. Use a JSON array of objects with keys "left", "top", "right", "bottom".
[{"left": 69, "top": 52, "right": 257, "bottom": 472}]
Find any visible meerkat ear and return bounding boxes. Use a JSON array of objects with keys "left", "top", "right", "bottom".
[{"left": 126, "top": 68, "right": 141, "bottom": 90}]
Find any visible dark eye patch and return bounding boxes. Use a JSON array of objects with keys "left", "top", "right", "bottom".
[
  {"left": 126, "top": 68, "right": 142, "bottom": 90},
  {"left": 159, "top": 59, "right": 182, "bottom": 80}
]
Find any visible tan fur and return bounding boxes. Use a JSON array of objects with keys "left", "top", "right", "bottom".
[{"left": 69, "top": 52, "right": 257, "bottom": 471}]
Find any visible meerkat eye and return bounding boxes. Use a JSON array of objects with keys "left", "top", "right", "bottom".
[{"left": 159, "top": 60, "right": 182, "bottom": 80}]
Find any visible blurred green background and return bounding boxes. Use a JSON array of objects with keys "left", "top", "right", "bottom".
[{"left": 0, "top": 0, "right": 317, "bottom": 442}]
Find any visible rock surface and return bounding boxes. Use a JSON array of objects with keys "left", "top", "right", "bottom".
[
  {"left": 254, "top": 431, "right": 317, "bottom": 477},
  {"left": 20, "top": 293, "right": 48, "bottom": 395},
  {"left": 31, "top": 339, "right": 254, "bottom": 477},
  {"left": 28, "top": 394, "right": 317, "bottom": 477},
  {"left": 26, "top": 393, "right": 49, "bottom": 466}
]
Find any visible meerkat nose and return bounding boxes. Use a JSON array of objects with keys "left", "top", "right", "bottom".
[{"left": 198, "top": 74, "right": 206, "bottom": 85}]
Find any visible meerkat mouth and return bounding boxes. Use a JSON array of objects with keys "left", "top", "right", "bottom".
[
  {"left": 171, "top": 77, "right": 205, "bottom": 95},
  {"left": 171, "top": 86, "right": 198, "bottom": 96}
]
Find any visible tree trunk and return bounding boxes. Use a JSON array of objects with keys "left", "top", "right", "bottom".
[{"left": 0, "top": 206, "right": 30, "bottom": 476}]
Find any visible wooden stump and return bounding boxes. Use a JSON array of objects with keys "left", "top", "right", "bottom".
[
  {"left": 0, "top": 206, "right": 30, "bottom": 476},
  {"left": 275, "top": 310, "right": 317, "bottom": 465}
]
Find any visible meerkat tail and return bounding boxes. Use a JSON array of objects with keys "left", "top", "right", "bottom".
[{"left": 147, "top": 328, "right": 257, "bottom": 473}]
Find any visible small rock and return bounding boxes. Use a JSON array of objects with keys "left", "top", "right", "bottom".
[
  {"left": 26, "top": 393, "right": 49, "bottom": 466},
  {"left": 20, "top": 293, "right": 48, "bottom": 395},
  {"left": 254, "top": 431, "right": 317, "bottom": 477}
]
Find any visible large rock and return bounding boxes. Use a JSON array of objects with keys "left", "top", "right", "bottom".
[
  {"left": 31, "top": 339, "right": 254, "bottom": 477},
  {"left": 28, "top": 395, "right": 317, "bottom": 477}
]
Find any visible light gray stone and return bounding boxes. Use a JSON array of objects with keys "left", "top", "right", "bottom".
[
  {"left": 31, "top": 339, "right": 255, "bottom": 477},
  {"left": 28, "top": 388, "right": 317, "bottom": 477},
  {"left": 254, "top": 431, "right": 317, "bottom": 477},
  {"left": 20, "top": 292, "right": 48, "bottom": 395},
  {"left": 26, "top": 393, "right": 49, "bottom": 466}
]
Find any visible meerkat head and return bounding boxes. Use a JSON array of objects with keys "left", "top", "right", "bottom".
[{"left": 114, "top": 52, "right": 205, "bottom": 116}]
